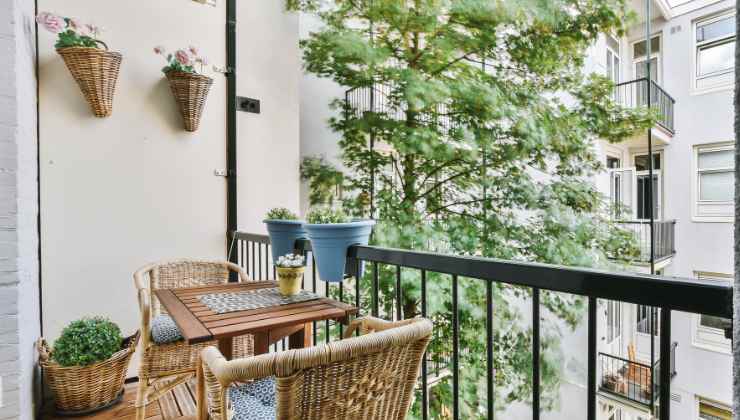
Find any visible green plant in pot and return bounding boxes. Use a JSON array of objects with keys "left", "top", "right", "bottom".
[
  {"left": 264, "top": 207, "right": 308, "bottom": 264},
  {"left": 304, "top": 208, "right": 375, "bottom": 282},
  {"left": 275, "top": 253, "right": 307, "bottom": 296},
  {"left": 38, "top": 317, "right": 139, "bottom": 415}
]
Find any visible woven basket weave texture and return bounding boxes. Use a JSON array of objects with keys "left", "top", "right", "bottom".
[
  {"left": 165, "top": 71, "right": 213, "bottom": 132},
  {"left": 39, "top": 331, "right": 140, "bottom": 413},
  {"left": 57, "top": 47, "right": 122, "bottom": 118}
]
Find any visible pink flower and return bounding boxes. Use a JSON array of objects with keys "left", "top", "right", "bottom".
[
  {"left": 174, "top": 49, "right": 191, "bottom": 66},
  {"left": 36, "top": 12, "right": 65, "bottom": 34},
  {"left": 153, "top": 45, "right": 165, "bottom": 55},
  {"left": 188, "top": 45, "right": 199, "bottom": 56},
  {"left": 85, "top": 24, "right": 99, "bottom": 37},
  {"left": 68, "top": 18, "right": 88, "bottom": 36}
]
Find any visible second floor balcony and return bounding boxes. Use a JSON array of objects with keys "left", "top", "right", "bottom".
[
  {"left": 615, "top": 78, "right": 676, "bottom": 135},
  {"left": 617, "top": 220, "right": 677, "bottom": 264}
]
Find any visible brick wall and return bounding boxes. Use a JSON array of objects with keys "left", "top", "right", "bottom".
[{"left": 0, "top": 0, "right": 40, "bottom": 418}]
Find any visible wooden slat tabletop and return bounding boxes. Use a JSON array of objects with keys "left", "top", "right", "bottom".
[{"left": 154, "top": 282, "right": 358, "bottom": 344}]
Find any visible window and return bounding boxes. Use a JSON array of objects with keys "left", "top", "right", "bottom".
[
  {"left": 606, "top": 34, "right": 621, "bottom": 83},
  {"left": 636, "top": 305, "right": 659, "bottom": 335},
  {"left": 699, "top": 398, "right": 732, "bottom": 420},
  {"left": 606, "top": 300, "right": 622, "bottom": 343},
  {"left": 633, "top": 35, "right": 660, "bottom": 81},
  {"left": 695, "top": 12, "right": 736, "bottom": 91},
  {"left": 634, "top": 153, "right": 662, "bottom": 220},
  {"left": 693, "top": 271, "right": 732, "bottom": 353},
  {"left": 694, "top": 143, "right": 734, "bottom": 221}
]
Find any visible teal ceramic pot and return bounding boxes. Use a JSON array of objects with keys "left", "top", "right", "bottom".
[
  {"left": 304, "top": 220, "right": 375, "bottom": 282},
  {"left": 264, "top": 219, "right": 307, "bottom": 263}
]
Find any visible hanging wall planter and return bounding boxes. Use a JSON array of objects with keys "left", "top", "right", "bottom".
[
  {"left": 304, "top": 208, "right": 375, "bottom": 283},
  {"left": 37, "top": 12, "right": 121, "bottom": 117},
  {"left": 165, "top": 71, "right": 213, "bottom": 132},
  {"left": 57, "top": 46, "right": 122, "bottom": 117},
  {"left": 264, "top": 208, "right": 307, "bottom": 264},
  {"left": 155, "top": 46, "right": 213, "bottom": 132}
]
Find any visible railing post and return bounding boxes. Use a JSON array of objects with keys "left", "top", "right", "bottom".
[
  {"left": 452, "top": 274, "right": 460, "bottom": 420},
  {"left": 659, "top": 309, "right": 672, "bottom": 419},
  {"left": 588, "top": 297, "right": 597, "bottom": 420},
  {"left": 532, "top": 288, "right": 540, "bottom": 420}
]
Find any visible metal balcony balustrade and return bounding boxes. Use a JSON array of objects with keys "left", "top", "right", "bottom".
[
  {"left": 616, "top": 219, "right": 677, "bottom": 263},
  {"left": 599, "top": 342, "right": 677, "bottom": 408},
  {"left": 229, "top": 231, "right": 732, "bottom": 420},
  {"left": 614, "top": 78, "right": 676, "bottom": 134}
]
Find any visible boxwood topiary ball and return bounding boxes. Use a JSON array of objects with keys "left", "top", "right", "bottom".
[{"left": 52, "top": 317, "right": 123, "bottom": 367}]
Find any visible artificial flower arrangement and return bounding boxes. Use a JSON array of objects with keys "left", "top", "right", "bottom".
[
  {"left": 36, "top": 12, "right": 122, "bottom": 117},
  {"left": 154, "top": 45, "right": 213, "bottom": 132},
  {"left": 275, "top": 253, "right": 306, "bottom": 296}
]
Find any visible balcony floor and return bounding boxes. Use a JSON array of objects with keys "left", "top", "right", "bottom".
[{"left": 42, "top": 379, "right": 197, "bottom": 420}]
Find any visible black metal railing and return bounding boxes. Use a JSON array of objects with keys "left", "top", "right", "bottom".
[
  {"left": 614, "top": 78, "right": 676, "bottom": 134},
  {"left": 617, "top": 220, "right": 676, "bottom": 263},
  {"left": 230, "top": 231, "right": 732, "bottom": 420},
  {"left": 599, "top": 342, "right": 677, "bottom": 408}
]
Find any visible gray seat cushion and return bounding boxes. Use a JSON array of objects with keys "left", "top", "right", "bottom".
[
  {"left": 151, "top": 315, "right": 183, "bottom": 344},
  {"left": 229, "top": 377, "right": 276, "bottom": 420}
]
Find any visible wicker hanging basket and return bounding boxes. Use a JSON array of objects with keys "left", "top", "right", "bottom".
[
  {"left": 56, "top": 44, "right": 122, "bottom": 118},
  {"left": 38, "top": 331, "right": 139, "bottom": 416},
  {"left": 165, "top": 71, "right": 213, "bottom": 132}
]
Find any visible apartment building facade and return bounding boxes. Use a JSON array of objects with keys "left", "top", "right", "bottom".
[{"left": 590, "top": 0, "right": 736, "bottom": 418}]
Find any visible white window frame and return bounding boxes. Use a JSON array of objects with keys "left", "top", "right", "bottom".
[
  {"left": 606, "top": 34, "right": 621, "bottom": 84},
  {"left": 631, "top": 34, "right": 662, "bottom": 84},
  {"left": 697, "top": 396, "right": 732, "bottom": 420},
  {"left": 692, "top": 10, "right": 736, "bottom": 94},
  {"left": 692, "top": 271, "right": 732, "bottom": 354},
  {"left": 692, "top": 142, "right": 734, "bottom": 222},
  {"left": 631, "top": 150, "right": 664, "bottom": 221}
]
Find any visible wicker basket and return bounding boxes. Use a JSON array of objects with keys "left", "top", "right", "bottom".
[
  {"left": 165, "top": 71, "right": 213, "bottom": 132},
  {"left": 56, "top": 46, "right": 122, "bottom": 118},
  {"left": 39, "top": 331, "right": 139, "bottom": 416}
]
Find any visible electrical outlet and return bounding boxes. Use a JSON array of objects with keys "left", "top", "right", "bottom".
[{"left": 237, "top": 97, "right": 261, "bottom": 114}]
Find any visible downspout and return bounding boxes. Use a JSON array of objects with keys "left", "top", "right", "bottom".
[{"left": 226, "top": 0, "right": 238, "bottom": 271}]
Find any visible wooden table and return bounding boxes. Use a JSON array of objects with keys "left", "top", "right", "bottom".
[{"left": 154, "top": 281, "right": 358, "bottom": 358}]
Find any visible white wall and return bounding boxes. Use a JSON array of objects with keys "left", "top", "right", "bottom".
[
  {"left": 237, "top": 1, "right": 301, "bottom": 232},
  {"left": 298, "top": 13, "right": 345, "bottom": 215},
  {"left": 37, "top": 0, "right": 300, "bottom": 378},
  {"left": 0, "top": 0, "right": 40, "bottom": 418}
]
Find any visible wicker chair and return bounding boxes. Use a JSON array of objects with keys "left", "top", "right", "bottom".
[
  {"left": 134, "top": 259, "right": 255, "bottom": 420},
  {"left": 197, "top": 316, "right": 433, "bottom": 420}
]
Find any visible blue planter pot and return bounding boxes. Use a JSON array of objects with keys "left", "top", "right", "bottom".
[
  {"left": 264, "top": 219, "right": 307, "bottom": 263},
  {"left": 304, "top": 220, "right": 375, "bottom": 282}
]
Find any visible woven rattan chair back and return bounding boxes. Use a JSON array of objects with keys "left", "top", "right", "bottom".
[
  {"left": 200, "top": 317, "right": 433, "bottom": 420},
  {"left": 148, "top": 260, "right": 233, "bottom": 316}
]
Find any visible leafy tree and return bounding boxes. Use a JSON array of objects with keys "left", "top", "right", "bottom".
[{"left": 290, "top": 0, "right": 652, "bottom": 417}]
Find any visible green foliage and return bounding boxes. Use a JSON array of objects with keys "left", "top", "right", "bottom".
[
  {"left": 291, "top": 0, "right": 649, "bottom": 416},
  {"left": 52, "top": 317, "right": 123, "bottom": 367},
  {"left": 300, "top": 157, "right": 345, "bottom": 206},
  {"left": 266, "top": 207, "right": 299, "bottom": 220},
  {"left": 55, "top": 29, "right": 100, "bottom": 49},
  {"left": 306, "top": 207, "right": 350, "bottom": 224}
]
